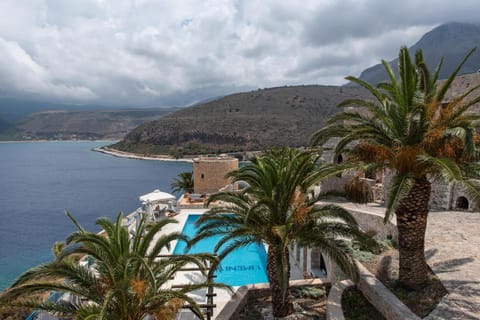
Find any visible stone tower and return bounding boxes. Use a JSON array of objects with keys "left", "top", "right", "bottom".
[{"left": 193, "top": 157, "right": 239, "bottom": 194}]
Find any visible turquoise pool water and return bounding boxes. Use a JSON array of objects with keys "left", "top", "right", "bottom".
[{"left": 173, "top": 214, "right": 268, "bottom": 286}]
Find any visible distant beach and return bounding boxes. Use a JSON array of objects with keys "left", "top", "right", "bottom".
[{"left": 94, "top": 146, "right": 194, "bottom": 163}]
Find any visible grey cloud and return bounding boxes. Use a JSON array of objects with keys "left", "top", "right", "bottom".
[
  {"left": 0, "top": 0, "right": 479, "bottom": 107},
  {"left": 301, "top": 0, "right": 480, "bottom": 47}
]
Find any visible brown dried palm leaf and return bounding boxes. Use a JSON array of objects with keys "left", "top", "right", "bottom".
[
  {"left": 351, "top": 143, "right": 391, "bottom": 164},
  {"left": 154, "top": 298, "right": 184, "bottom": 320},
  {"left": 130, "top": 279, "right": 148, "bottom": 299},
  {"left": 392, "top": 146, "right": 421, "bottom": 174}
]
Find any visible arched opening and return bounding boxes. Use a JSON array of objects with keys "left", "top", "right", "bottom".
[
  {"left": 455, "top": 196, "right": 469, "bottom": 210},
  {"left": 310, "top": 247, "right": 327, "bottom": 277},
  {"left": 336, "top": 154, "right": 343, "bottom": 164},
  {"left": 335, "top": 154, "right": 343, "bottom": 178}
]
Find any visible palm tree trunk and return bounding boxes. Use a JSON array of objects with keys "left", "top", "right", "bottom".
[
  {"left": 395, "top": 176, "right": 431, "bottom": 289},
  {"left": 267, "top": 245, "right": 293, "bottom": 317}
]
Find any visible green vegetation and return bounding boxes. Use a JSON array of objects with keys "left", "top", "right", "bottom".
[
  {"left": 348, "top": 236, "right": 394, "bottom": 263},
  {"left": 342, "top": 286, "right": 385, "bottom": 320},
  {"left": 190, "top": 147, "right": 377, "bottom": 317},
  {"left": 171, "top": 171, "right": 194, "bottom": 194},
  {"left": 311, "top": 46, "right": 480, "bottom": 289},
  {"left": 0, "top": 213, "right": 221, "bottom": 320},
  {"left": 293, "top": 285, "right": 326, "bottom": 299}
]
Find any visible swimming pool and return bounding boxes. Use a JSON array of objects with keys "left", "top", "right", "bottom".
[{"left": 173, "top": 214, "right": 268, "bottom": 286}]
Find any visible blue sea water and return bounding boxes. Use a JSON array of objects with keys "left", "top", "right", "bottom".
[
  {"left": 173, "top": 214, "right": 268, "bottom": 286},
  {"left": 0, "top": 141, "right": 192, "bottom": 290}
]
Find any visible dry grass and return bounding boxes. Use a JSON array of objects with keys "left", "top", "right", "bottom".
[
  {"left": 0, "top": 305, "right": 33, "bottom": 320},
  {"left": 234, "top": 285, "right": 329, "bottom": 320}
]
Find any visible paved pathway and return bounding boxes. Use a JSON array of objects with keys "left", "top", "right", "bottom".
[
  {"left": 335, "top": 203, "right": 480, "bottom": 319},
  {"left": 424, "top": 211, "right": 480, "bottom": 320},
  {"left": 158, "top": 204, "right": 480, "bottom": 318}
]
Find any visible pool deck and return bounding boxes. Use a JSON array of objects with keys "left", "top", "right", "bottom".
[{"left": 331, "top": 202, "right": 480, "bottom": 320}]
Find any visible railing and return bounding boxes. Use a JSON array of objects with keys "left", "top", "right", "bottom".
[{"left": 158, "top": 254, "right": 217, "bottom": 320}]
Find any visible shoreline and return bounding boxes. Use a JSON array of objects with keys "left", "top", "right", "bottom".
[
  {"left": 94, "top": 147, "right": 194, "bottom": 163},
  {"left": 0, "top": 139, "right": 117, "bottom": 143}
]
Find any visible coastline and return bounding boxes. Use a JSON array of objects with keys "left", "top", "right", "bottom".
[
  {"left": 94, "top": 146, "right": 194, "bottom": 163},
  {"left": 0, "top": 139, "right": 117, "bottom": 143}
]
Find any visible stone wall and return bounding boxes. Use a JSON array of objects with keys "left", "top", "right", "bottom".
[
  {"left": 451, "top": 183, "right": 479, "bottom": 211},
  {"left": 319, "top": 175, "right": 351, "bottom": 195},
  {"left": 193, "top": 157, "right": 238, "bottom": 194},
  {"left": 348, "top": 207, "right": 398, "bottom": 242},
  {"left": 326, "top": 264, "right": 421, "bottom": 320},
  {"left": 319, "top": 139, "right": 354, "bottom": 195},
  {"left": 326, "top": 280, "right": 353, "bottom": 320},
  {"left": 429, "top": 179, "right": 451, "bottom": 209},
  {"left": 423, "top": 178, "right": 479, "bottom": 211},
  {"left": 356, "top": 262, "right": 421, "bottom": 320},
  {"left": 383, "top": 171, "right": 479, "bottom": 211},
  {"left": 221, "top": 279, "right": 328, "bottom": 320}
]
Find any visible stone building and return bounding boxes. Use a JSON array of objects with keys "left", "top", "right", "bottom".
[
  {"left": 193, "top": 156, "right": 239, "bottom": 194},
  {"left": 291, "top": 206, "right": 398, "bottom": 282},
  {"left": 319, "top": 132, "right": 479, "bottom": 211}
]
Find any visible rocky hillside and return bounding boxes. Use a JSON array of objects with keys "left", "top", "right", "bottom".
[
  {"left": 13, "top": 108, "right": 177, "bottom": 140},
  {"left": 357, "top": 22, "right": 480, "bottom": 85},
  {"left": 113, "top": 71, "right": 480, "bottom": 157},
  {"left": 111, "top": 85, "right": 370, "bottom": 156},
  {"left": 0, "top": 117, "right": 12, "bottom": 134}
]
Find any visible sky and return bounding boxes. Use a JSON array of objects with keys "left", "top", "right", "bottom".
[{"left": 0, "top": 0, "right": 479, "bottom": 108}]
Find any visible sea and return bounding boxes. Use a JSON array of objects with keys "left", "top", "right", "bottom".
[{"left": 0, "top": 141, "right": 192, "bottom": 290}]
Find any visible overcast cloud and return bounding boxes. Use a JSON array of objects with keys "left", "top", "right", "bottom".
[{"left": 0, "top": 0, "right": 479, "bottom": 107}]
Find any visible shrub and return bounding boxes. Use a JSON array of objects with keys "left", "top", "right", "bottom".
[
  {"left": 293, "top": 286, "right": 326, "bottom": 299},
  {"left": 345, "top": 176, "right": 373, "bottom": 204}
]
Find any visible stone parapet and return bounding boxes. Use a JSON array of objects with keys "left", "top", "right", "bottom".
[
  {"left": 326, "top": 280, "right": 353, "bottom": 320},
  {"left": 356, "top": 262, "right": 420, "bottom": 320}
]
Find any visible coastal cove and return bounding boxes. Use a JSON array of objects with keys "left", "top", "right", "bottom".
[{"left": 0, "top": 141, "right": 192, "bottom": 290}]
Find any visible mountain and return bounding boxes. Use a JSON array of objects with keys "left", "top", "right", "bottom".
[
  {"left": 110, "top": 85, "right": 370, "bottom": 156},
  {"left": 0, "top": 97, "right": 135, "bottom": 123},
  {"left": 357, "top": 22, "right": 480, "bottom": 85},
  {"left": 0, "top": 117, "right": 12, "bottom": 134},
  {"left": 12, "top": 108, "right": 178, "bottom": 140}
]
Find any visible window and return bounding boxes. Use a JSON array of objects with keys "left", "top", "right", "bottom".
[{"left": 335, "top": 154, "right": 343, "bottom": 177}]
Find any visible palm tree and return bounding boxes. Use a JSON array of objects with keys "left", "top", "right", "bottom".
[
  {"left": 311, "top": 46, "right": 480, "bottom": 289},
  {"left": 171, "top": 171, "right": 194, "bottom": 194},
  {"left": 190, "top": 148, "right": 376, "bottom": 317},
  {"left": 0, "top": 212, "right": 221, "bottom": 320}
]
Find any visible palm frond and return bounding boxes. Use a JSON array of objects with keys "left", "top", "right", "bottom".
[
  {"left": 419, "top": 154, "right": 463, "bottom": 182},
  {"left": 385, "top": 173, "right": 414, "bottom": 222},
  {"left": 436, "top": 47, "right": 476, "bottom": 102}
]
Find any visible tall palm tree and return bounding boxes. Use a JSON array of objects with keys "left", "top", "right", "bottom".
[
  {"left": 171, "top": 171, "right": 194, "bottom": 194},
  {"left": 190, "top": 148, "right": 376, "bottom": 317},
  {"left": 0, "top": 213, "right": 221, "bottom": 320},
  {"left": 311, "top": 46, "right": 480, "bottom": 289}
]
